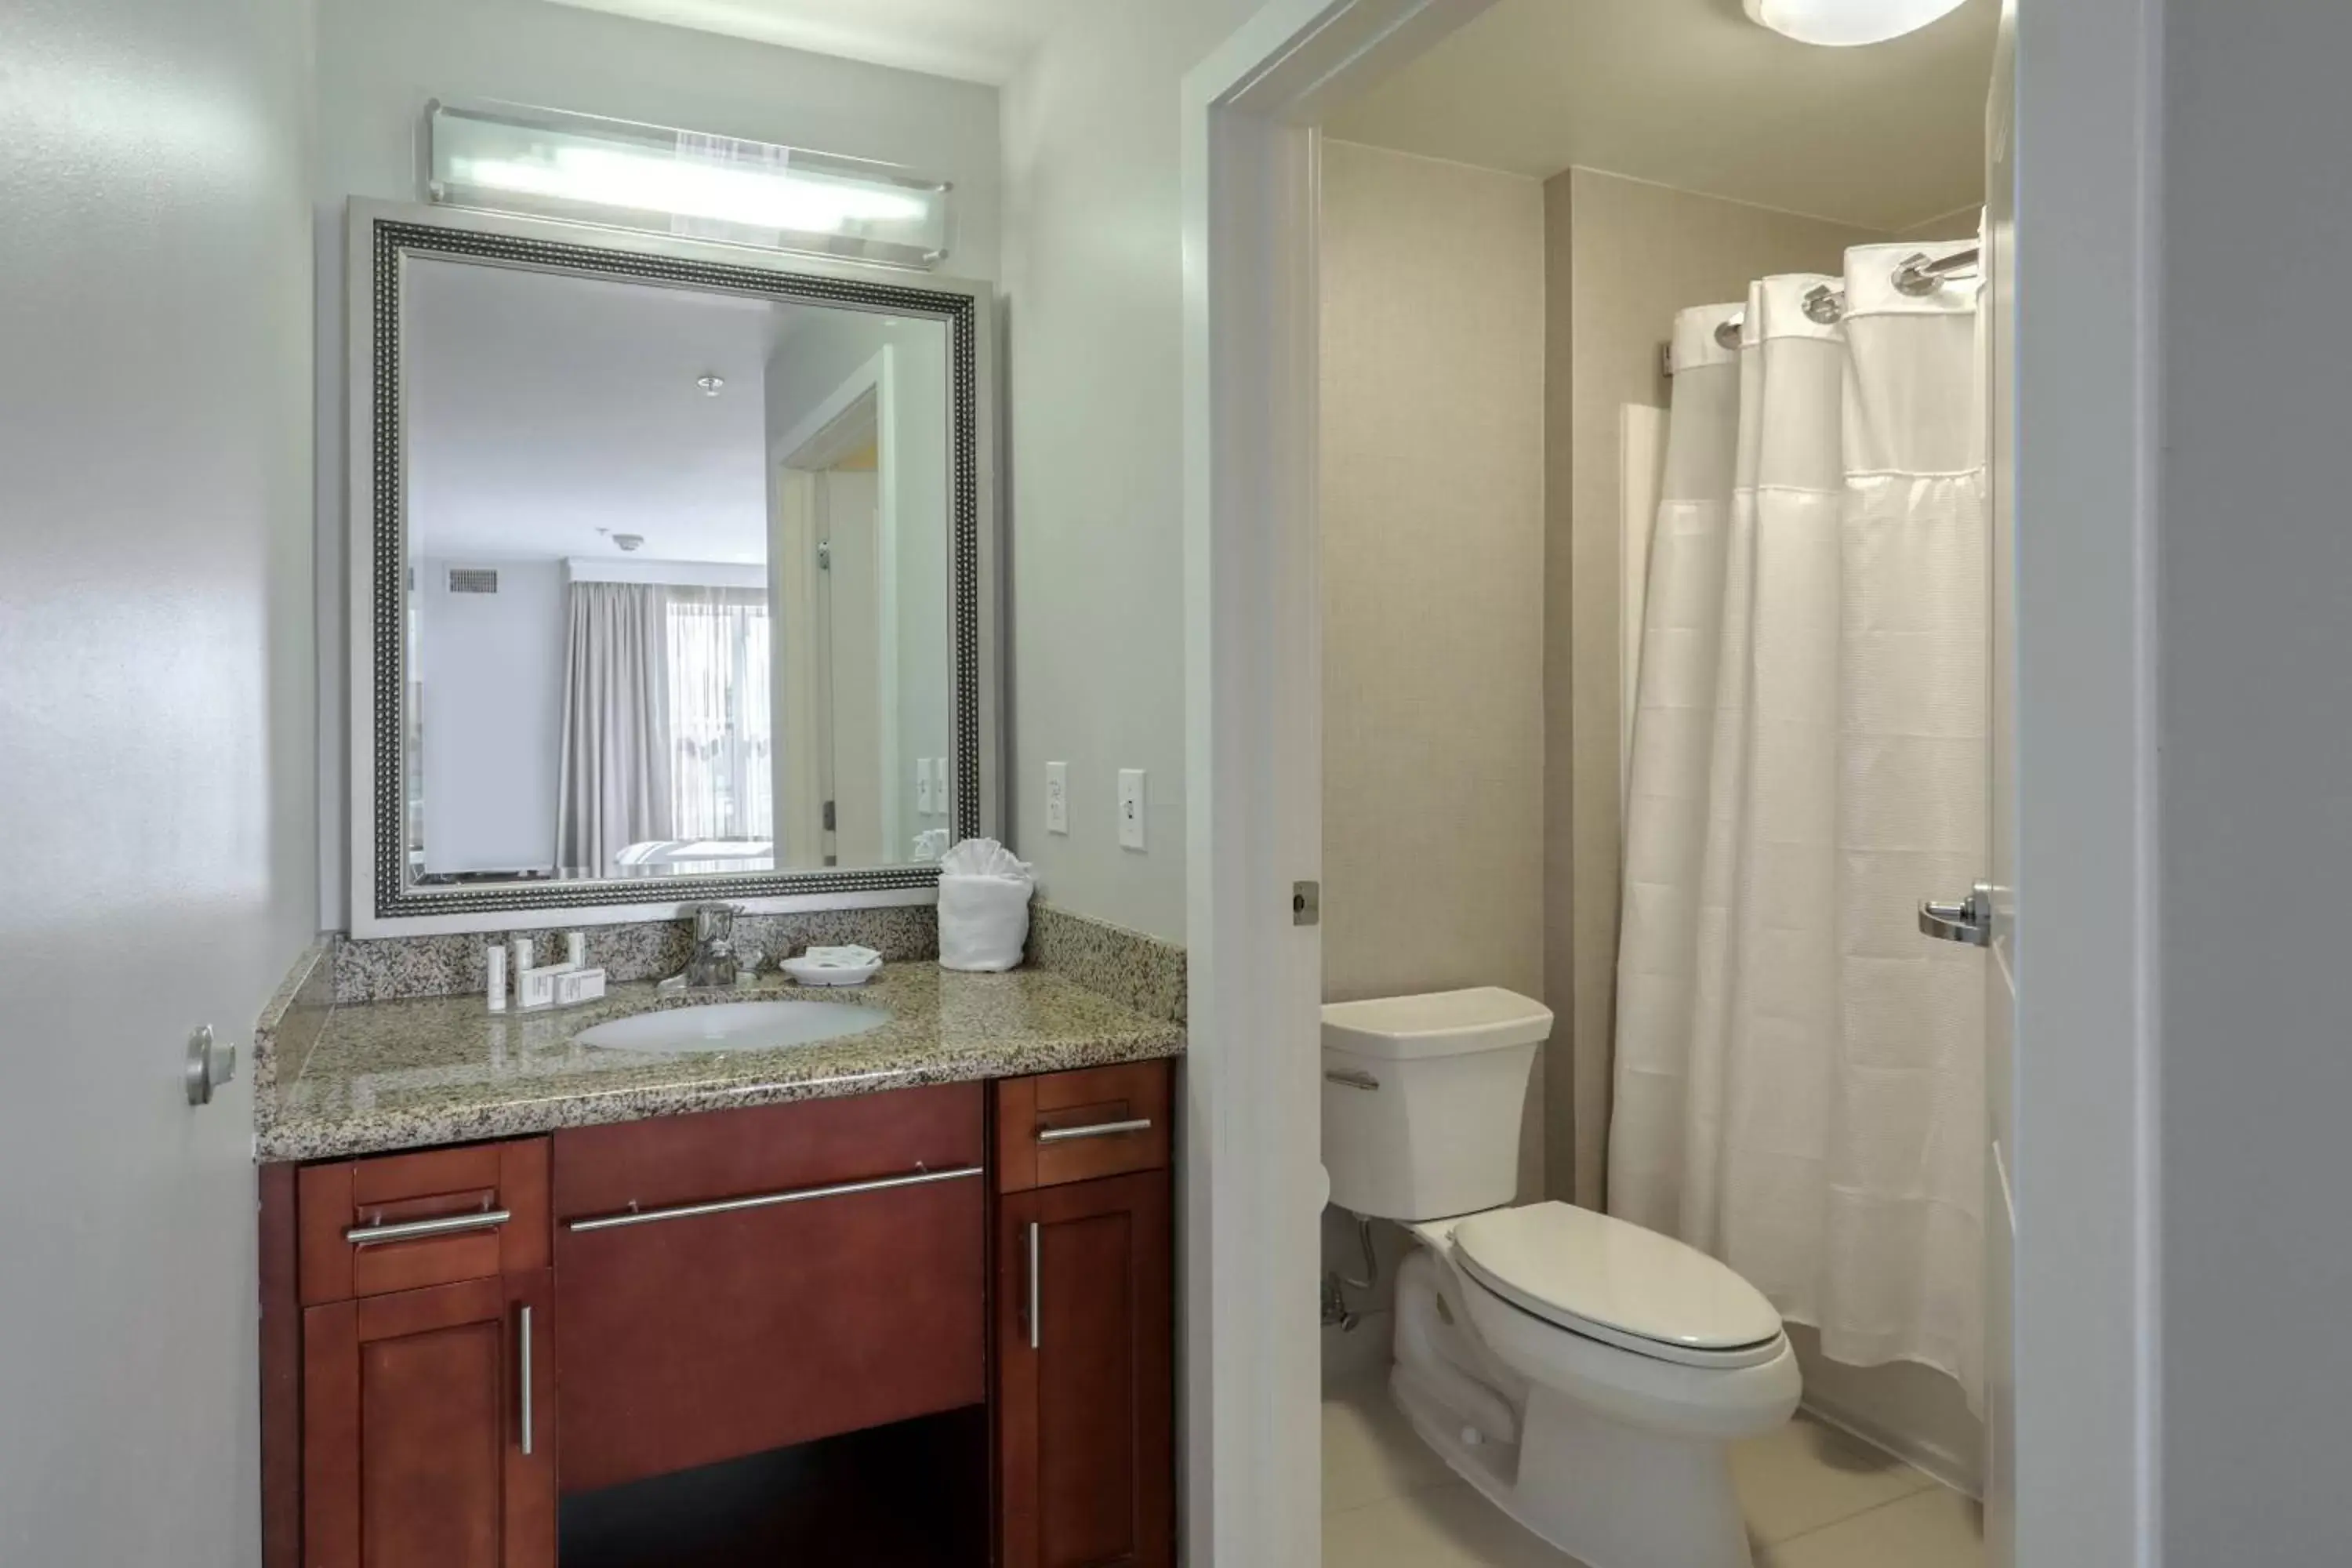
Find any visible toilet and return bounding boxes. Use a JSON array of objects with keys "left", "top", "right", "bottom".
[{"left": 1323, "top": 988, "right": 1799, "bottom": 1568}]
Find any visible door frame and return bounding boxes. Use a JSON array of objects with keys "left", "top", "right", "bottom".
[
  {"left": 772, "top": 350, "right": 904, "bottom": 866},
  {"left": 1180, "top": 1, "right": 2163, "bottom": 1564}
]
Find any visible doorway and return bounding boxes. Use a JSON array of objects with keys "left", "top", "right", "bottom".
[{"left": 1180, "top": 1, "right": 2160, "bottom": 1564}]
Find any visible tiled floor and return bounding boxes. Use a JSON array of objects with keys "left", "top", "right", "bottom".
[{"left": 1322, "top": 1373, "right": 1983, "bottom": 1568}]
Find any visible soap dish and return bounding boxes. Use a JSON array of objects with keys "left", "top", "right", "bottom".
[{"left": 782, "top": 946, "right": 884, "bottom": 987}]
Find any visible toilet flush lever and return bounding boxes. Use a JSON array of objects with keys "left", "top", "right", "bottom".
[
  {"left": 1918, "top": 883, "right": 1995, "bottom": 947},
  {"left": 1324, "top": 1068, "right": 1379, "bottom": 1091}
]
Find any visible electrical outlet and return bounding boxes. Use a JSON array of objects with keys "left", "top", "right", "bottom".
[
  {"left": 1045, "top": 762, "right": 1069, "bottom": 833},
  {"left": 1117, "top": 769, "right": 1147, "bottom": 851},
  {"left": 915, "top": 759, "right": 935, "bottom": 815},
  {"left": 933, "top": 757, "right": 952, "bottom": 819}
]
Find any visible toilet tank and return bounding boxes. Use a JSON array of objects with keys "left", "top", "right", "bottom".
[{"left": 1321, "top": 988, "right": 1553, "bottom": 1222}]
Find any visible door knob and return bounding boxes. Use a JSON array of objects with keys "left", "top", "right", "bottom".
[
  {"left": 184, "top": 1025, "right": 238, "bottom": 1107},
  {"left": 1918, "top": 883, "right": 1995, "bottom": 947}
]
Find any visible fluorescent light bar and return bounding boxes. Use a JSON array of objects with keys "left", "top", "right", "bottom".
[{"left": 427, "top": 101, "right": 953, "bottom": 269}]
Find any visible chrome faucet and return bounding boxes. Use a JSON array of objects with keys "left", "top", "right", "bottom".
[{"left": 674, "top": 902, "right": 742, "bottom": 989}]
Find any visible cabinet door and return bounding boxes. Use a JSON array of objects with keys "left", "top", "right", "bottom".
[
  {"left": 303, "top": 1272, "right": 555, "bottom": 1568},
  {"left": 996, "top": 1171, "right": 1174, "bottom": 1568}
]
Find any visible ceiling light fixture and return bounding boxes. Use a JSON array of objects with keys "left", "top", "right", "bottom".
[
  {"left": 697, "top": 376, "right": 725, "bottom": 396},
  {"left": 613, "top": 534, "right": 644, "bottom": 553},
  {"left": 427, "top": 100, "right": 953, "bottom": 269},
  {"left": 1742, "top": 0, "right": 1967, "bottom": 45}
]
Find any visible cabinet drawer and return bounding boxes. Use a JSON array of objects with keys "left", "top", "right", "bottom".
[
  {"left": 555, "top": 1160, "right": 987, "bottom": 1494},
  {"left": 996, "top": 1062, "right": 1174, "bottom": 1194},
  {"left": 550, "top": 1083, "right": 985, "bottom": 1221},
  {"left": 299, "top": 1141, "right": 550, "bottom": 1307}
]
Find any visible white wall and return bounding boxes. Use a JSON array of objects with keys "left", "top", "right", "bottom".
[
  {"left": 313, "top": 0, "right": 1003, "bottom": 926},
  {"left": 2156, "top": 2, "right": 2352, "bottom": 1557},
  {"left": 416, "top": 558, "right": 568, "bottom": 873},
  {"left": 999, "top": 0, "right": 1266, "bottom": 941},
  {"left": 0, "top": 0, "right": 318, "bottom": 1559}
]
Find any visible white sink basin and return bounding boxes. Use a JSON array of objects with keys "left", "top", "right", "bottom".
[{"left": 575, "top": 1000, "right": 890, "bottom": 1054}]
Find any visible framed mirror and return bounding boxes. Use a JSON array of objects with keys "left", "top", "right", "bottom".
[{"left": 347, "top": 201, "right": 996, "bottom": 932}]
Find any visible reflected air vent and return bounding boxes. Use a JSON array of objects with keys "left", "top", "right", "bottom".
[{"left": 448, "top": 567, "right": 499, "bottom": 595}]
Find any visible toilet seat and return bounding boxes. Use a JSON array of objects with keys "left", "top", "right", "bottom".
[{"left": 1450, "top": 1203, "right": 1784, "bottom": 1370}]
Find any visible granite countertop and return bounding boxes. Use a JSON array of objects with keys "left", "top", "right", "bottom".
[{"left": 254, "top": 959, "right": 1185, "bottom": 1162}]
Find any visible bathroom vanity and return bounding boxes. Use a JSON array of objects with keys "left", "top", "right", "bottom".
[
  {"left": 255, "top": 959, "right": 1180, "bottom": 1568},
  {"left": 261, "top": 176, "right": 1177, "bottom": 1563}
]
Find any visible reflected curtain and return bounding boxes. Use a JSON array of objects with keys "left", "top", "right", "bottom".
[
  {"left": 555, "top": 583, "right": 672, "bottom": 874},
  {"left": 1610, "top": 241, "right": 1987, "bottom": 1403},
  {"left": 665, "top": 589, "right": 773, "bottom": 841}
]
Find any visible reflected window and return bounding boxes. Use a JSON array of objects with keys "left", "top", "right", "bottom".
[{"left": 667, "top": 593, "right": 772, "bottom": 842}]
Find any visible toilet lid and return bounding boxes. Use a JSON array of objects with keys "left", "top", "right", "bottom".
[{"left": 1451, "top": 1203, "right": 1784, "bottom": 1368}]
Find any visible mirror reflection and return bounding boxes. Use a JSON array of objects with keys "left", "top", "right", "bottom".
[{"left": 401, "top": 254, "right": 952, "bottom": 887}]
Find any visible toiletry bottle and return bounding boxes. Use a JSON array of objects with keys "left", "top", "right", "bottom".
[{"left": 487, "top": 945, "right": 508, "bottom": 1013}]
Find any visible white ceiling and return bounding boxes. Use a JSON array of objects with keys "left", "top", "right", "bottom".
[
  {"left": 539, "top": 0, "right": 1069, "bottom": 84},
  {"left": 1323, "top": 0, "right": 1999, "bottom": 232},
  {"left": 407, "top": 257, "right": 848, "bottom": 566}
]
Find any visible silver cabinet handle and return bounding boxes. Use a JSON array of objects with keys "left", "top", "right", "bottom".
[
  {"left": 1036, "top": 1117, "right": 1153, "bottom": 1145},
  {"left": 566, "top": 1163, "right": 982, "bottom": 1233},
  {"left": 1919, "top": 882, "right": 1995, "bottom": 947},
  {"left": 1027, "top": 1220, "right": 1042, "bottom": 1351},
  {"left": 345, "top": 1207, "right": 512, "bottom": 1247},
  {"left": 1324, "top": 1069, "right": 1380, "bottom": 1091},
  {"left": 517, "top": 1304, "right": 535, "bottom": 1457}
]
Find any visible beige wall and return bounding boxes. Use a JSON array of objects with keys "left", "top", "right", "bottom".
[
  {"left": 1320, "top": 142, "right": 1548, "bottom": 1017},
  {"left": 1317, "top": 142, "right": 1545, "bottom": 1345},
  {"left": 1545, "top": 168, "right": 1884, "bottom": 1204}
]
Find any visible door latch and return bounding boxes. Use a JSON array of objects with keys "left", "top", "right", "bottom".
[
  {"left": 1918, "top": 882, "right": 1995, "bottom": 947},
  {"left": 1293, "top": 881, "right": 1320, "bottom": 927}
]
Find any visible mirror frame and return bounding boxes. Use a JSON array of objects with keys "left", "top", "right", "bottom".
[{"left": 347, "top": 200, "right": 997, "bottom": 935}]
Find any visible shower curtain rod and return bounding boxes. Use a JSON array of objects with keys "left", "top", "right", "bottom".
[{"left": 1662, "top": 246, "right": 1984, "bottom": 376}]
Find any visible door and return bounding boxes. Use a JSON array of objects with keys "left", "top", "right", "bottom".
[
  {"left": 997, "top": 1171, "right": 1175, "bottom": 1568},
  {"left": 1, "top": 1, "right": 316, "bottom": 1562},
  {"left": 302, "top": 1271, "right": 557, "bottom": 1568},
  {"left": 1981, "top": 3, "right": 2021, "bottom": 1563}
]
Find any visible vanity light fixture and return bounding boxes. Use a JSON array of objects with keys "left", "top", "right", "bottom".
[
  {"left": 697, "top": 375, "right": 726, "bottom": 396},
  {"left": 427, "top": 100, "right": 953, "bottom": 269},
  {"left": 1742, "top": 0, "right": 1967, "bottom": 45}
]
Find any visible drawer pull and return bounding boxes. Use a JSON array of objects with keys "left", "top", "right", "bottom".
[
  {"left": 1036, "top": 1117, "right": 1153, "bottom": 1145},
  {"left": 565, "top": 1163, "right": 984, "bottom": 1234},
  {"left": 518, "top": 1303, "right": 535, "bottom": 1457},
  {"left": 344, "top": 1207, "right": 512, "bottom": 1247},
  {"left": 1027, "top": 1220, "right": 1042, "bottom": 1350}
]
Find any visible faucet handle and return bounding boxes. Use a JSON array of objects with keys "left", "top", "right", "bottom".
[{"left": 691, "top": 902, "right": 742, "bottom": 941}]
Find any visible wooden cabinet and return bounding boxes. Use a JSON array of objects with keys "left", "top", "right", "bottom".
[
  {"left": 263, "top": 1067, "right": 1179, "bottom": 1568},
  {"left": 301, "top": 1271, "right": 555, "bottom": 1568},
  {"left": 994, "top": 1062, "right": 1177, "bottom": 1568},
  {"left": 550, "top": 1086, "right": 989, "bottom": 1493},
  {"left": 273, "top": 1136, "right": 557, "bottom": 1568}
]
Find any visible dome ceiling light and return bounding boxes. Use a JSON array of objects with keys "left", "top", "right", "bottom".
[{"left": 1742, "top": 0, "right": 1969, "bottom": 46}]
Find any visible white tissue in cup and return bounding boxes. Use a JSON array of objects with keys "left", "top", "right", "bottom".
[{"left": 937, "top": 837, "right": 1035, "bottom": 972}]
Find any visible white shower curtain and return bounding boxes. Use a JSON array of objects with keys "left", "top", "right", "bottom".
[{"left": 1610, "top": 242, "right": 1987, "bottom": 1402}]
